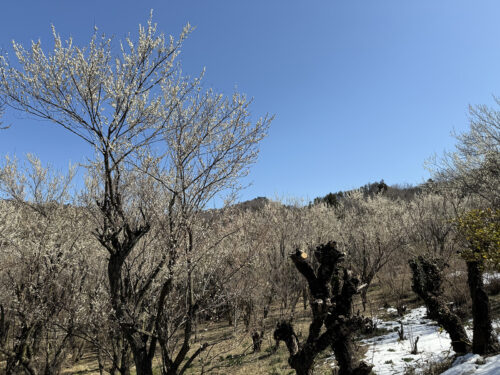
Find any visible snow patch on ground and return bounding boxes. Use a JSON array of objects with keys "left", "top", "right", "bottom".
[
  {"left": 447, "top": 271, "right": 499, "bottom": 285},
  {"left": 441, "top": 353, "right": 500, "bottom": 375},
  {"left": 483, "top": 272, "right": 500, "bottom": 285},
  {"left": 325, "top": 306, "right": 500, "bottom": 374},
  {"left": 363, "top": 307, "right": 455, "bottom": 374}
]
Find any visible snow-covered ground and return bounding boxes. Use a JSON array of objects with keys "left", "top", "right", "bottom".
[
  {"left": 363, "top": 307, "right": 455, "bottom": 374},
  {"left": 325, "top": 306, "right": 500, "bottom": 374},
  {"left": 440, "top": 353, "right": 500, "bottom": 375},
  {"left": 483, "top": 272, "right": 500, "bottom": 285},
  {"left": 447, "top": 271, "right": 500, "bottom": 285}
]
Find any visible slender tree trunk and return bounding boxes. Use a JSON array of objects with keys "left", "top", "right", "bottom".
[
  {"left": 0, "top": 305, "right": 10, "bottom": 347},
  {"left": 302, "top": 287, "right": 308, "bottom": 311},
  {"left": 251, "top": 330, "right": 264, "bottom": 352},
  {"left": 359, "top": 271, "right": 374, "bottom": 312},
  {"left": 360, "top": 287, "right": 368, "bottom": 312},
  {"left": 467, "top": 261, "right": 500, "bottom": 354},
  {"left": 97, "top": 349, "right": 105, "bottom": 375}
]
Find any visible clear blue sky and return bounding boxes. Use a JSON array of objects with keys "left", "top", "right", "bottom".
[{"left": 1, "top": 1, "right": 500, "bottom": 203}]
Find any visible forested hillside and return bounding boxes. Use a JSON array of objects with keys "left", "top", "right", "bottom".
[{"left": 0, "top": 14, "right": 499, "bottom": 375}]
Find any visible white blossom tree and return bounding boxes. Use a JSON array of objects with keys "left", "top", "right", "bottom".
[
  {"left": 337, "top": 191, "right": 408, "bottom": 311},
  {"left": 428, "top": 101, "right": 500, "bottom": 355},
  {"left": 0, "top": 15, "right": 271, "bottom": 375},
  {"left": 0, "top": 155, "right": 92, "bottom": 375},
  {"left": 429, "top": 101, "right": 500, "bottom": 208}
]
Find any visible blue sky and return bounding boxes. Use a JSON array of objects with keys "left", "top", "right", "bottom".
[{"left": 1, "top": 1, "right": 500, "bottom": 203}]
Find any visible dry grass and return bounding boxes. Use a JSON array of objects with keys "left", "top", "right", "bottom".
[
  {"left": 59, "top": 301, "right": 368, "bottom": 375},
  {"left": 49, "top": 275, "right": 500, "bottom": 374}
]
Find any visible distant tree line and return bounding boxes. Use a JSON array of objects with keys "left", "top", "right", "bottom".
[{"left": 312, "top": 179, "right": 422, "bottom": 208}]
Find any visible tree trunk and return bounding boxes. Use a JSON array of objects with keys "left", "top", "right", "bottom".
[
  {"left": 251, "top": 330, "right": 264, "bottom": 352},
  {"left": 107, "top": 253, "right": 154, "bottom": 375},
  {"left": 290, "top": 358, "right": 314, "bottom": 375},
  {"left": 131, "top": 347, "right": 153, "bottom": 375},
  {"left": 409, "top": 256, "right": 471, "bottom": 354},
  {"left": 360, "top": 287, "right": 368, "bottom": 312},
  {"left": 0, "top": 305, "right": 10, "bottom": 347},
  {"left": 329, "top": 274, "right": 373, "bottom": 375},
  {"left": 467, "top": 261, "right": 500, "bottom": 354},
  {"left": 119, "top": 340, "right": 131, "bottom": 375},
  {"left": 274, "top": 243, "right": 373, "bottom": 375},
  {"left": 423, "top": 295, "right": 470, "bottom": 354},
  {"left": 302, "top": 287, "right": 308, "bottom": 311},
  {"left": 97, "top": 349, "right": 105, "bottom": 375},
  {"left": 331, "top": 334, "right": 353, "bottom": 375},
  {"left": 274, "top": 321, "right": 314, "bottom": 375}
]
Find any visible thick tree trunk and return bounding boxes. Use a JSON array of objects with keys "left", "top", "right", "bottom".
[
  {"left": 120, "top": 344, "right": 131, "bottom": 375},
  {"left": 423, "top": 295, "right": 470, "bottom": 354},
  {"left": 274, "top": 242, "right": 373, "bottom": 375},
  {"left": 96, "top": 171, "right": 152, "bottom": 375},
  {"left": 331, "top": 335, "right": 353, "bottom": 375},
  {"left": 331, "top": 336, "right": 371, "bottom": 375},
  {"left": 131, "top": 347, "right": 154, "bottom": 375},
  {"left": 409, "top": 256, "right": 471, "bottom": 354},
  {"left": 329, "top": 272, "right": 373, "bottom": 375},
  {"left": 290, "top": 356, "right": 314, "bottom": 375},
  {"left": 467, "top": 261, "right": 500, "bottom": 354},
  {"left": 108, "top": 254, "right": 154, "bottom": 375}
]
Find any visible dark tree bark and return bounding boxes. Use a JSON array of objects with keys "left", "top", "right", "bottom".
[
  {"left": 467, "top": 260, "right": 500, "bottom": 354},
  {"left": 274, "top": 321, "right": 316, "bottom": 375},
  {"left": 106, "top": 248, "right": 154, "bottom": 375},
  {"left": 251, "top": 330, "right": 264, "bottom": 352},
  {"left": 302, "top": 287, "right": 309, "bottom": 311},
  {"left": 97, "top": 349, "right": 105, "bottom": 375},
  {"left": 42, "top": 329, "right": 73, "bottom": 375},
  {"left": 4, "top": 323, "right": 42, "bottom": 375},
  {"left": 95, "top": 177, "right": 154, "bottom": 375},
  {"left": 274, "top": 242, "right": 373, "bottom": 375},
  {"left": 409, "top": 256, "right": 471, "bottom": 354},
  {"left": 327, "top": 270, "right": 370, "bottom": 375},
  {"left": 0, "top": 305, "right": 10, "bottom": 347},
  {"left": 114, "top": 335, "right": 131, "bottom": 375}
]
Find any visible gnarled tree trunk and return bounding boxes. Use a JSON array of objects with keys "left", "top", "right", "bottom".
[
  {"left": 409, "top": 256, "right": 471, "bottom": 354},
  {"left": 274, "top": 242, "right": 373, "bottom": 375}
]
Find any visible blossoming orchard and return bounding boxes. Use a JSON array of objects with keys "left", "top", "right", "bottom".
[{"left": 0, "top": 8, "right": 499, "bottom": 375}]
